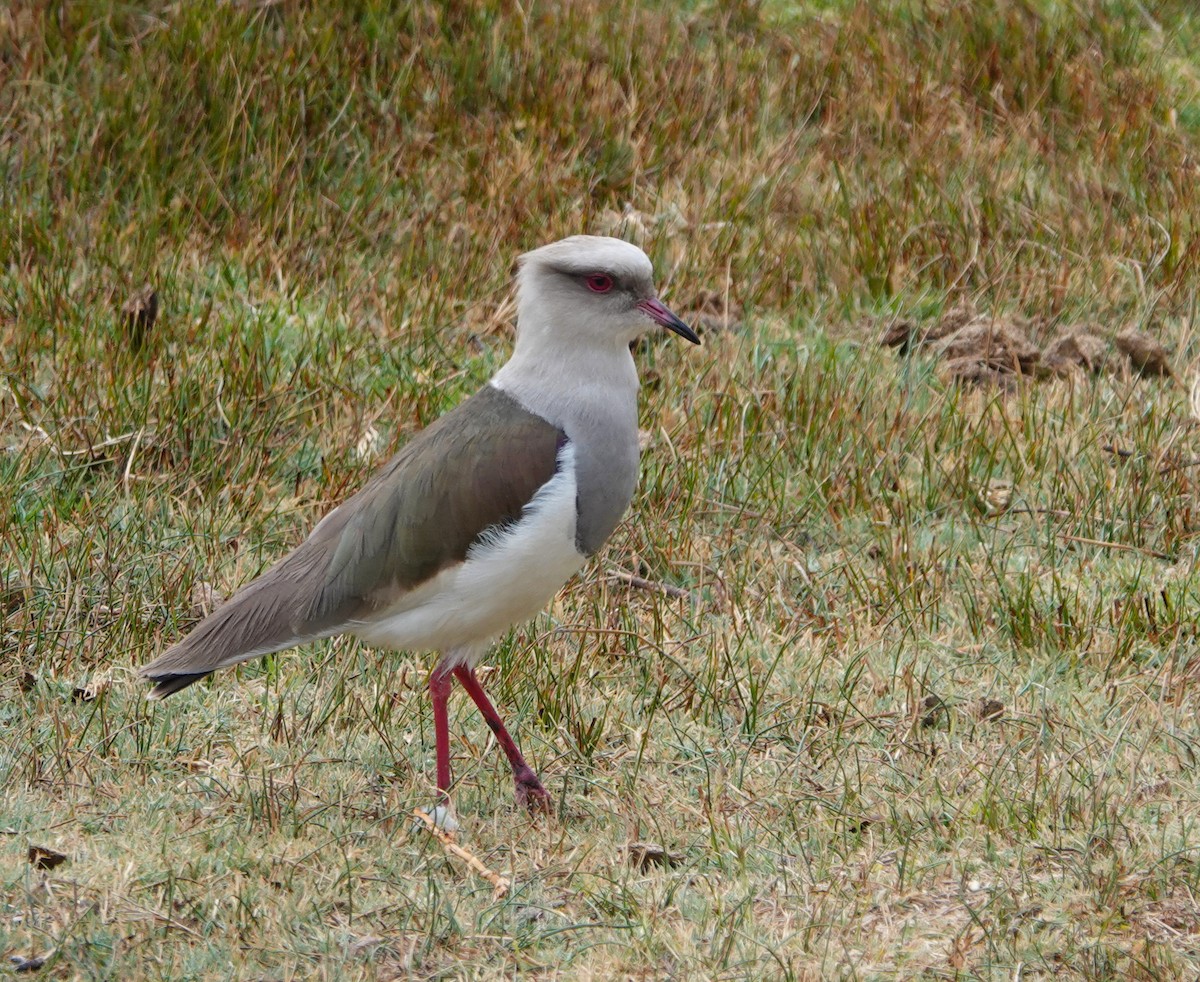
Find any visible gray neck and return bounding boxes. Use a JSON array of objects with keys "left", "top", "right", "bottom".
[{"left": 492, "top": 334, "right": 641, "bottom": 555}]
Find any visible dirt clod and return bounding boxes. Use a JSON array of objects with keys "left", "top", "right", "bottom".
[
  {"left": 627, "top": 842, "right": 684, "bottom": 871},
  {"left": 190, "top": 580, "right": 224, "bottom": 618},
  {"left": 881, "top": 302, "right": 977, "bottom": 354},
  {"left": 682, "top": 289, "right": 742, "bottom": 335},
  {"left": 978, "top": 699, "right": 1005, "bottom": 721},
  {"left": 936, "top": 319, "right": 1041, "bottom": 375},
  {"left": 28, "top": 845, "right": 67, "bottom": 870},
  {"left": 1, "top": 577, "right": 30, "bottom": 615},
  {"left": 9, "top": 954, "right": 47, "bottom": 973},
  {"left": 920, "top": 693, "right": 948, "bottom": 727},
  {"left": 1042, "top": 326, "right": 1109, "bottom": 375},
  {"left": 883, "top": 307, "right": 1175, "bottom": 387},
  {"left": 71, "top": 681, "right": 108, "bottom": 703},
  {"left": 1116, "top": 327, "right": 1173, "bottom": 378},
  {"left": 940, "top": 357, "right": 1016, "bottom": 389}
]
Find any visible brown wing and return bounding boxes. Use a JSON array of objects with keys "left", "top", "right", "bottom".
[{"left": 141, "top": 385, "right": 566, "bottom": 696}]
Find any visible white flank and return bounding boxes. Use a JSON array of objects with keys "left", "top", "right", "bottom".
[{"left": 351, "top": 444, "right": 585, "bottom": 663}]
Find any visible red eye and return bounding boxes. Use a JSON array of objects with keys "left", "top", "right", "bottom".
[{"left": 585, "top": 274, "right": 613, "bottom": 293}]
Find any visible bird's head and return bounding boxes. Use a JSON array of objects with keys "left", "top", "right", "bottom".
[{"left": 514, "top": 236, "right": 699, "bottom": 351}]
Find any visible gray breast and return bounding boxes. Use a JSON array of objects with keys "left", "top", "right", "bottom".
[{"left": 567, "top": 419, "right": 640, "bottom": 556}]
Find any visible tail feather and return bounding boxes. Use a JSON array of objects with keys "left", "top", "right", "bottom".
[
  {"left": 139, "top": 492, "right": 366, "bottom": 699},
  {"left": 139, "top": 560, "right": 335, "bottom": 697},
  {"left": 146, "top": 671, "right": 214, "bottom": 699}
]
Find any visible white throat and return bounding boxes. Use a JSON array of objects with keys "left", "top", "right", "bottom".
[{"left": 491, "top": 314, "right": 640, "bottom": 432}]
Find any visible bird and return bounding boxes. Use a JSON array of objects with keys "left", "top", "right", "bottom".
[{"left": 140, "top": 235, "right": 700, "bottom": 817}]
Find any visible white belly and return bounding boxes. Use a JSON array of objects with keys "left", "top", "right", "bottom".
[{"left": 350, "top": 452, "right": 585, "bottom": 663}]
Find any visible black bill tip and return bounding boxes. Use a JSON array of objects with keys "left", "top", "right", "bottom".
[{"left": 637, "top": 298, "right": 701, "bottom": 345}]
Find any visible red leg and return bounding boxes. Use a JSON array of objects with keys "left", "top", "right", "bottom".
[
  {"left": 452, "top": 664, "right": 551, "bottom": 812},
  {"left": 428, "top": 667, "right": 454, "bottom": 801}
]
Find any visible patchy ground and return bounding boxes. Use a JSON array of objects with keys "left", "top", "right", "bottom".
[{"left": 881, "top": 302, "right": 1177, "bottom": 386}]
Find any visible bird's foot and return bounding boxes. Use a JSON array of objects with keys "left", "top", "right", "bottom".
[
  {"left": 512, "top": 766, "right": 552, "bottom": 814},
  {"left": 414, "top": 802, "right": 461, "bottom": 833}
]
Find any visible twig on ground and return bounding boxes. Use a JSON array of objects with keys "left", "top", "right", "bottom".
[
  {"left": 412, "top": 809, "right": 510, "bottom": 899},
  {"left": 17, "top": 423, "right": 150, "bottom": 459},
  {"left": 608, "top": 569, "right": 693, "bottom": 600},
  {"left": 1158, "top": 456, "right": 1200, "bottom": 474},
  {"left": 1058, "top": 533, "right": 1170, "bottom": 560}
]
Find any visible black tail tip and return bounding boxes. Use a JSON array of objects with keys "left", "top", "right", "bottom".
[{"left": 145, "top": 672, "right": 212, "bottom": 699}]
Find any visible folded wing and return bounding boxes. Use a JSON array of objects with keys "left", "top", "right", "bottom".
[{"left": 141, "top": 385, "right": 566, "bottom": 697}]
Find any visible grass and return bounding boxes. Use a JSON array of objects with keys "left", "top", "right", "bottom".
[{"left": 4, "top": 0, "right": 1200, "bottom": 977}]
